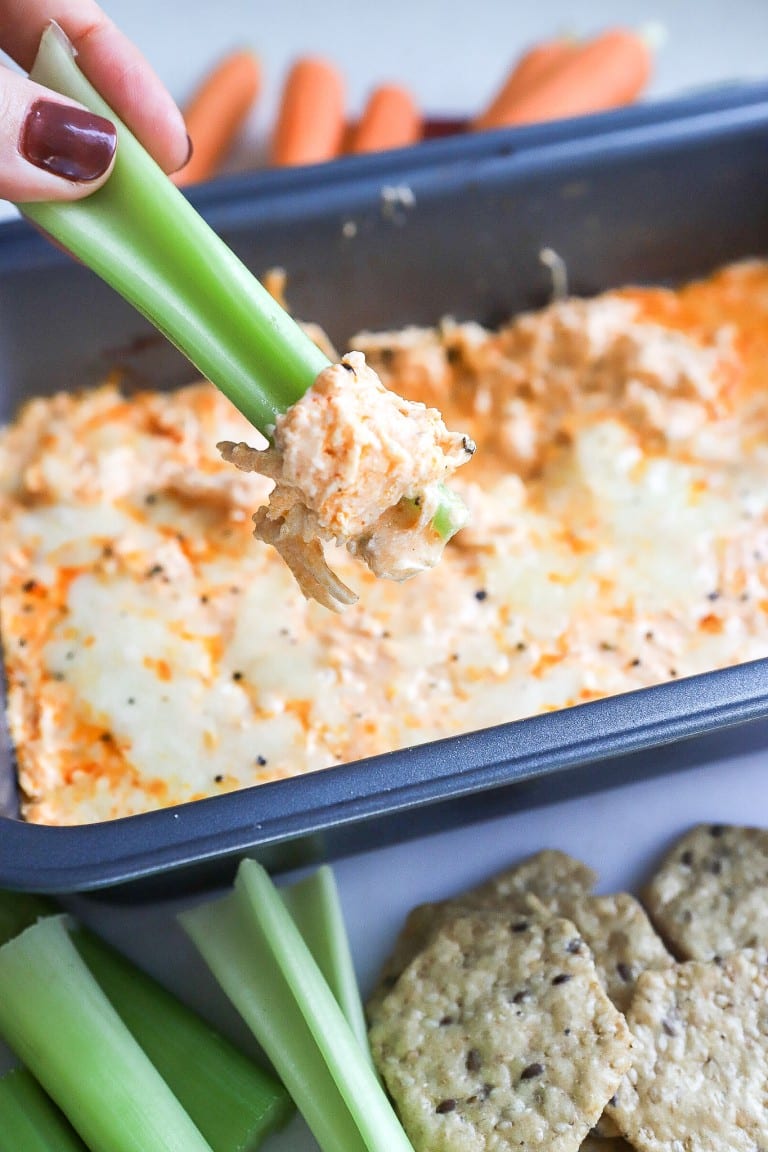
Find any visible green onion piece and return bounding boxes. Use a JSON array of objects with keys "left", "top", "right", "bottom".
[
  {"left": 432, "top": 480, "right": 471, "bottom": 540},
  {"left": 180, "top": 860, "right": 415, "bottom": 1152},
  {"left": 280, "top": 865, "right": 370, "bottom": 1055},
  {"left": 0, "top": 1066, "right": 88, "bottom": 1152},
  {"left": 70, "top": 926, "right": 293, "bottom": 1152},
  {"left": 21, "top": 23, "right": 469, "bottom": 549},
  {"left": 23, "top": 21, "right": 328, "bottom": 432},
  {"left": 0, "top": 915, "right": 214, "bottom": 1152}
]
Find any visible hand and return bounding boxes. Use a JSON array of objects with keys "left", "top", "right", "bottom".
[{"left": 0, "top": 0, "right": 189, "bottom": 202}]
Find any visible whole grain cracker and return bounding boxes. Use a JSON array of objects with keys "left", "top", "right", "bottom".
[
  {"left": 366, "top": 849, "right": 596, "bottom": 1023},
  {"left": 558, "top": 892, "right": 674, "bottom": 1013},
  {"left": 369, "top": 913, "right": 632, "bottom": 1152},
  {"left": 642, "top": 823, "right": 768, "bottom": 960},
  {"left": 608, "top": 949, "right": 768, "bottom": 1152}
]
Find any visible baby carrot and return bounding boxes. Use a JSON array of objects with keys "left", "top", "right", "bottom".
[
  {"left": 174, "top": 49, "right": 261, "bottom": 186},
  {"left": 348, "top": 84, "right": 422, "bottom": 154},
  {"left": 270, "top": 57, "right": 345, "bottom": 167},
  {"left": 473, "top": 37, "right": 577, "bottom": 130},
  {"left": 476, "top": 27, "right": 652, "bottom": 129}
]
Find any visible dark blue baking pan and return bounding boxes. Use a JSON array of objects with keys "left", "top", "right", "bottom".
[{"left": 2, "top": 83, "right": 768, "bottom": 895}]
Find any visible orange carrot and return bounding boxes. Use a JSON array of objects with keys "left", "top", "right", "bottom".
[
  {"left": 270, "top": 57, "right": 346, "bottom": 167},
  {"left": 475, "top": 28, "right": 652, "bottom": 130},
  {"left": 348, "top": 84, "right": 422, "bottom": 154},
  {"left": 173, "top": 50, "right": 261, "bottom": 186},
  {"left": 473, "top": 37, "right": 577, "bottom": 130}
]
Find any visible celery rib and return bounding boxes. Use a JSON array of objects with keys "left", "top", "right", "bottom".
[
  {"left": 70, "top": 927, "right": 293, "bottom": 1152},
  {"left": 24, "top": 22, "right": 328, "bottom": 433},
  {"left": 0, "top": 889, "right": 292, "bottom": 1152},
  {"left": 181, "top": 860, "right": 415, "bottom": 1152},
  {"left": 0, "top": 890, "right": 55, "bottom": 946},
  {"left": 0, "top": 915, "right": 215, "bottom": 1152},
  {"left": 21, "top": 23, "right": 470, "bottom": 550},
  {"left": 280, "top": 865, "right": 371, "bottom": 1056},
  {"left": 0, "top": 1066, "right": 89, "bottom": 1152}
]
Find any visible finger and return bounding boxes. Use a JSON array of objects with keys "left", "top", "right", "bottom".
[
  {"left": 0, "top": 65, "right": 116, "bottom": 201},
  {"left": 0, "top": 0, "right": 189, "bottom": 173}
]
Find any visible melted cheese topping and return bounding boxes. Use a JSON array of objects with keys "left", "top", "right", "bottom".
[{"left": 3, "top": 260, "right": 768, "bottom": 825}]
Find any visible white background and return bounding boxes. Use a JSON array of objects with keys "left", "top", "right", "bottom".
[
  {"left": 2, "top": 4, "right": 768, "bottom": 1148},
  {"left": 99, "top": 0, "right": 768, "bottom": 130}
]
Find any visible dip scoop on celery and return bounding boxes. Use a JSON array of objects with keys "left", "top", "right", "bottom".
[{"left": 19, "top": 22, "right": 475, "bottom": 610}]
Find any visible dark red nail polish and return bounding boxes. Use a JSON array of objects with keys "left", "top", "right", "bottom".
[
  {"left": 20, "top": 100, "right": 117, "bottom": 182},
  {"left": 185, "top": 133, "right": 194, "bottom": 165}
]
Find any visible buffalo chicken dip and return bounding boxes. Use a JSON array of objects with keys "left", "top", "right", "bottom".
[{"left": 2, "top": 259, "right": 768, "bottom": 824}]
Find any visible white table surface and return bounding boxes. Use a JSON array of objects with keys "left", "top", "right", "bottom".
[{"left": 2, "top": 4, "right": 768, "bottom": 1146}]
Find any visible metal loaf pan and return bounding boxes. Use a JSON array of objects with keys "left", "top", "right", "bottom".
[{"left": 2, "top": 85, "right": 768, "bottom": 896}]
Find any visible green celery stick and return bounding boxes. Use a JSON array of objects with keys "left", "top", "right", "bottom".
[
  {"left": 180, "top": 860, "right": 415, "bottom": 1152},
  {"left": 281, "top": 865, "right": 370, "bottom": 1055},
  {"left": 0, "top": 889, "right": 292, "bottom": 1152},
  {"left": 0, "top": 915, "right": 215, "bottom": 1152},
  {"left": 181, "top": 893, "right": 367, "bottom": 1152},
  {"left": 23, "top": 21, "right": 327, "bottom": 432},
  {"left": 0, "top": 1066, "right": 89, "bottom": 1152},
  {"left": 71, "top": 926, "right": 293, "bottom": 1152},
  {"left": 0, "top": 891, "right": 55, "bottom": 946},
  {"left": 21, "top": 22, "right": 469, "bottom": 545}
]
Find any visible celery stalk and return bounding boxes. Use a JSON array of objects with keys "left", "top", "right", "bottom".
[
  {"left": 0, "top": 1067, "right": 89, "bottom": 1152},
  {"left": 0, "top": 889, "right": 292, "bottom": 1152},
  {"left": 70, "top": 927, "right": 293, "bottom": 1152},
  {"left": 0, "top": 915, "right": 215, "bottom": 1152},
  {"left": 180, "top": 860, "right": 415, "bottom": 1152},
  {"left": 181, "top": 893, "right": 368, "bottom": 1152},
  {"left": 0, "top": 890, "right": 55, "bottom": 945},
  {"left": 281, "top": 866, "right": 370, "bottom": 1055},
  {"left": 23, "top": 21, "right": 328, "bottom": 432},
  {"left": 21, "top": 23, "right": 469, "bottom": 546}
]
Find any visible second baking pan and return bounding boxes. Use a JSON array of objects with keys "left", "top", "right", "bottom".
[{"left": 2, "top": 84, "right": 768, "bottom": 894}]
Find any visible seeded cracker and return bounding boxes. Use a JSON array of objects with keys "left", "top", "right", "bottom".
[
  {"left": 643, "top": 823, "right": 768, "bottom": 959},
  {"left": 558, "top": 892, "right": 674, "bottom": 1013},
  {"left": 366, "top": 850, "right": 597, "bottom": 1023},
  {"left": 369, "top": 914, "right": 632, "bottom": 1152},
  {"left": 607, "top": 949, "right": 768, "bottom": 1152}
]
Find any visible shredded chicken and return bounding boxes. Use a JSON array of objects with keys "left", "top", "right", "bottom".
[{"left": 218, "top": 351, "right": 475, "bottom": 609}]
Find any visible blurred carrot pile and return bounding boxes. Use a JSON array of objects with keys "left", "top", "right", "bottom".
[{"left": 173, "top": 27, "right": 653, "bottom": 186}]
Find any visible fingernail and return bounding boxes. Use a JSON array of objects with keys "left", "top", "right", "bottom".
[
  {"left": 21, "top": 100, "right": 117, "bottom": 182},
  {"left": 184, "top": 133, "right": 194, "bottom": 166}
]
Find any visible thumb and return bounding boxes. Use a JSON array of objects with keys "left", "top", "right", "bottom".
[{"left": 0, "top": 65, "right": 117, "bottom": 204}]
